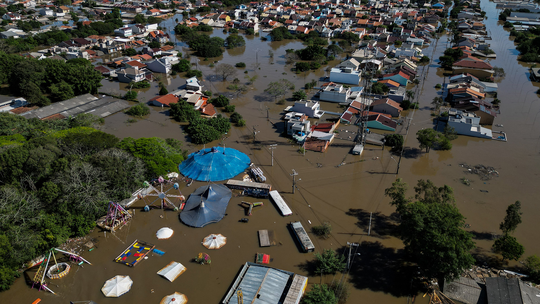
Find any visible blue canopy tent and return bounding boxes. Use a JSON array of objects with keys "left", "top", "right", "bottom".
[
  {"left": 180, "top": 184, "right": 232, "bottom": 228},
  {"left": 179, "top": 146, "right": 251, "bottom": 182}
]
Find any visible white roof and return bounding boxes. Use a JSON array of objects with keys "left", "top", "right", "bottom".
[
  {"left": 269, "top": 190, "right": 292, "bottom": 216},
  {"left": 157, "top": 261, "right": 186, "bottom": 282}
]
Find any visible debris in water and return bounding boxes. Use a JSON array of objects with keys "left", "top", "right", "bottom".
[
  {"left": 460, "top": 163, "right": 499, "bottom": 181},
  {"left": 460, "top": 178, "right": 471, "bottom": 186},
  {"left": 480, "top": 190, "right": 489, "bottom": 193}
]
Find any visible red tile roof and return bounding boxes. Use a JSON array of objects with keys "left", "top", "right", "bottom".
[
  {"left": 200, "top": 103, "right": 216, "bottom": 117},
  {"left": 126, "top": 60, "right": 147, "bottom": 69},
  {"left": 372, "top": 98, "right": 403, "bottom": 111},
  {"left": 151, "top": 94, "right": 179, "bottom": 106}
]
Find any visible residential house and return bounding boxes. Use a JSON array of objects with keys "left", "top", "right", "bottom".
[
  {"left": 0, "top": 28, "right": 26, "bottom": 39},
  {"left": 371, "top": 98, "right": 403, "bottom": 117},
  {"left": 186, "top": 77, "right": 203, "bottom": 91},
  {"left": 444, "top": 108, "right": 492, "bottom": 139},
  {"left": 131, "top": 24, "right": 147, "bottom": 34},
  {"left": 330, "top": 58, "right": 362, "bottom": 85},
  {"left": 318, "top": 82, "right": 353, "bottom": 103},
  {"left": 148, "top": 30, "right": 169, "bottom": 44},
  {"left": 452, "top": 55, "right": 494, "bottom": 79},
  {"left": 117, "top": 67, "right": 146, "bottom": 83},
  {"left": 2, "top": 13, "right": 22, "bottom": 21},
  {"left": 366, "top": 113, "right": 397, "bottom": 131},
  {"left": 39, "top": 8, "right": 54, "bottom": 16},
  {"left": 151, "top": 94, "right": 179, "bottom": 107},
  {"left": 453, "top": 99, "right": 497, "bottom": 125},
  {"left": 388, "top": 86, "right": 407, "bottom": 103},
  {"left": 288, "top": 100, "right": 324, "bottom": 118},
  {"left": 378, "top": 79, "right": 401, "bottom": 89},
  {"left": 199, "top": 103, "right": 216, "bottom": 118},
  {"left": 285, "top": 113, "right": 311, "bottom": 142},
  {"left": 447, "top": 87, "right": 485, "bottom": 100},
  {"left": 114, "top": 26, "right": 133, "bottom": 37},
  {"left": 58, "top": 5, "right": 70, "bottom": 13},
  {"left": 360, "top": 59, "right": 383, "bottom": 71},
  {"left": 146, "top": 57, "right": 172, "bottom": 74},
  {"left": 381, "top": 71, "right": 410, "bottom": 86}
]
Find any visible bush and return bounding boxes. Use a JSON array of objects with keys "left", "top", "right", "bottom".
[
  {"left": 186, "top": 70, "right": 203, "bottom": 78},
  {"left": 230, "top": 112, "right": 243, "bottom": 124},
  {"left": 237, "top": 119, "right": 246, "bottom": 127},
  {"left": 401, "top": 99, "right": 412, "bottom": 110},
  {"left": 277, "top": 98, "right": 286, "bottom": 105},
  {"left": 229, "top": 28, "right": 239, "bottom": 33},
  {"left": 210, "top": 95, "right": 230, "bottom": 107},
  {"left": 159, "top": 86, "right": 169, "bottom": 95},
  {"left": 126, "top": 103, "right": 150, "bottom": 117},
  {"left": 129, "top": 81, "right": 151, "bottom": 89},
  {"left": 235, "top": 62, "right": 246, "bottom": 68},
  {"left": 302, "top": 284, "right": 338, "bottom": 304},
  {"left": 203, "top": 90, "right": 212, "bottom": 97},
  {"left": 124, "top": 91, "right": 138, "bottom": 101},
  {"left": 310, "top": 62, "right": 321, "bottom": 70},
  {"left": 435, "top": 84, "right": 442, "bottom": 89},
  {"left": 296, "top": 62, "right": 311, "bottom": 72},
  {"left": 292, "top": 90, "right": 307, "bottom": 101},
  {"left": 224, "top": 105, "right": 235, "bottom": 113},
  {"left": 312, "top": 222, "right": 332, "bottom": 239},
  {"left": 245, "top": 28, "right": 254, "bottom": 35},
  {"left": 314, "top": 249, "right": 346, "bottom": 275}
]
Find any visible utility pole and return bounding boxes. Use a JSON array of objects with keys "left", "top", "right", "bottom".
[
  {"left": 368, "top": 212, "right": 372, "bottom": 236},
  {"left": 346, "top": 242, "right": 359, "bottom": 270},
  {"left": 290, "top": 169, "right": 298, "bottom": 194},
  {"left": 252, "top": 126, "right": 260, "bottom": 142},
  {"left": 268, "top": 144, "right": 277, "bottom": 166}
]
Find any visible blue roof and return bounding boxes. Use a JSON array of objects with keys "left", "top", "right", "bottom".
[
  {"left": 179, "top": 146, "right": 251, "bottom": 182},
  {"left": 180, "top": 184, "right": 232, "bottom": 228},
  {"left": 350, "top": 86, "right": 364, "bottom": 92}
]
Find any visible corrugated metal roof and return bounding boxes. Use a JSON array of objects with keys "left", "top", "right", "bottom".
[
  {"left": 486, "top": 277, "right": 523, "bottom": 304},
  {"left": 226, "top": 263, "right": 294, "bottom": 304}
]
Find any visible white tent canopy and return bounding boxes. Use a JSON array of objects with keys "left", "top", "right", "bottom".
[
  {"left": 160, "top": 292, "right": 188, "bottom": 304},
  {"left": 156, "top": 227, "right": 174, "bottom": 239},
  {"left": 101, "top": 275, "right": 133, "bottom": 297},
  {"left": 157, "top": 261, "right": 186, "bottom": 282},
  {"left": 202, "top": 234, "right": 227, "bottom": 250}
]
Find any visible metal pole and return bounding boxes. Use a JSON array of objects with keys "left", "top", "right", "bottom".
[
  {"left": 290, "top": 169, "right": 298, "bottom": 194},
  {"left": 368, "top": 212, "right": 372, "bottom": 236}
]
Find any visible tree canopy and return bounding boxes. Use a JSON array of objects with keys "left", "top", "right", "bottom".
[
  {"left": 0, "top": 113, "right": 188, "bottom": 290},
  {"left": 385, "top": 179, "right": 475, "bottom": 281}
]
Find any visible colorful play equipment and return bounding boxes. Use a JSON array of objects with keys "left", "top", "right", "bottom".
[
  {"left": 46, "top": 262, "right": 71, "bottom": 279},
  {"left": 114, "top": 240, "right": 155, "bottom": 267},
  {"left": 96, "top": 201, "right": 132, "bottom": 232},
  {"left": 31, "top": 248, "right": 91, "bottom": 294},
  {"left": 139, "top": 176, "right": 185, "bottom": 211}
]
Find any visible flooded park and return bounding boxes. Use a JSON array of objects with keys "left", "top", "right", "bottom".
[{"left": 3, "top": 1, "right": 540, "bottom": 303}]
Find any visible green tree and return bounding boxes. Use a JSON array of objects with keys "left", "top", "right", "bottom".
[
  {"left": 524, "top": 255, "right": 540, "bottom": 281},
  {"left": 225, "top": 34, "right": 246, "bottom": 48},
  {"left": 493, "top": 234, "right": 524, "bottom": 261},
  {"left": 314, "top": 249, "right": 346, "bottom": 275},
  {"left": 124, "top": 90, "right": 138, "bottom": 101},
  {"left": 292, "top": 90, "right": 307, "bottom": 101},
  {"left": 296, "top": 62, "right": 311, "bottom": 72},
  {"left": 159, "top": 86, "right": 169, "bottom": 95},
  {"left": 186, "top": 70, "right": 202, "bottom": 78},
  {"left": 387, "top": 179, "right": 475, "bottom": 281},
  {"left": 229, "top": 112, "right": 243, "bottom": 124},
  {"left": 134, "top": 14, "right": 146, "bottom": 24},
  {"left": 210, "top": 95, "right": 230, "bottom": 107},
  {"left": 416, "top": 128, "right": 438, "bottom": 152},
  {"left": 302, "top": 284, "right": 338, "bottom": 304},
  {"left": 49, "top": 80, "right": 75, "bottom": 102},
  {"left": 126, "top": 103, "right": 150, "bottom": 117},
  {"left": 500, "top": 201, "right": 522, "bottom": 235},
  {"left": 384, "top": 134, "right": 404, "bottom": 151},
  {"left": 170, "top": 100, "right": 199, "bottom": 122}
]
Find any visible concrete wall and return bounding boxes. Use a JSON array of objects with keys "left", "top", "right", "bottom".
[{"left": 329, "top": 71, "right": 360, "bottom": 85}]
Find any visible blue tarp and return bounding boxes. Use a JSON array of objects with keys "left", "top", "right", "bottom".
[
  {"left": 180, "top": 184, "right": 232, "bottom": 228},
  {"left": 179, "top": 146, "right": 251, "bottom": 182}
]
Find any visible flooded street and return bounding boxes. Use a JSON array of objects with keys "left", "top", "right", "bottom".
[{"left": 3, "top": 1, "right": 540, "bottom": 303}]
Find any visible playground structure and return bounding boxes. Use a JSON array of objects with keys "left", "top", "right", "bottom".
[
  {"left": 239, "top": 201, "right": 263, "bottom": 216},
  {"left": 96, "top": 201, "right": 132, "bottom": 232},
  {"left": 115, "top": 240, "right": 155, "bottom": 267},
  {"left": 31, "top": 248, "right": 92, "bottom": 294},
  {"left": 138, "top": 176, "right": 186, "bottom": 211}
]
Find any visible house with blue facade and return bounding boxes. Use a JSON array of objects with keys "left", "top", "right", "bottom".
[
  {"left": 329, "top": 58, "right": 362, "bottom": 85},
  {"left": 381, "top": 71, "right": 410, "bottom": 86}
]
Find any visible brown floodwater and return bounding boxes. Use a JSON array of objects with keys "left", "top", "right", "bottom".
[{"left": 4, "top": 2, "right": 540, "bottom": 303}]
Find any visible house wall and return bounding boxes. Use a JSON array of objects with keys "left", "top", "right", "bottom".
[
  {"left": 372, "top": 104, "right": 400, "bottom": 117},
  {"left": 448, "top": 121, "right": 491, "bottom": 139},
  {"left": 452, "top": 67, "right": 493, "bottom": 79},
  {"left": 366, "top": 121, "right": 395, "bottom": 131},
  {"left": 319, "top": 91, "right": 348, "bottom": 103},
  {"left": 474, "top": 110, "right": 495, "bottom": 125},
  {"left": 329, "top": 71, "right": 361, "bottom": 85}
]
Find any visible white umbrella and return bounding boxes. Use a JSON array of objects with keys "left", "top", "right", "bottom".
[
  {"left": 202, "top": 234, "right": 227, "bottom": 250},
  {"left": 156, "top": 227, "right": 174, "bottom": 239},
  {"left": 160, "top": 292, "right": 188, "bottom": 304},
  {"left": 101, "top": 275, "right": 133, "bottom": 297}
]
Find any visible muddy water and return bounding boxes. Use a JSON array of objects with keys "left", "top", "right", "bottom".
[{"left": 4, "top": 2, "right": 540, "bottom": 303}]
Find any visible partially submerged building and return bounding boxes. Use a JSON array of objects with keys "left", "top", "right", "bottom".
[{"left": 222, "top": 262, "right": 308, "bottom": 304}]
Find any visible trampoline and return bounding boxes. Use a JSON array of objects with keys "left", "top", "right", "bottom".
[
  {"left": 180, "top": 184, "right": 232, "bottom": 228},
  {"left": 179, "top": 147, "right": 251, "bottom": 182}
]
